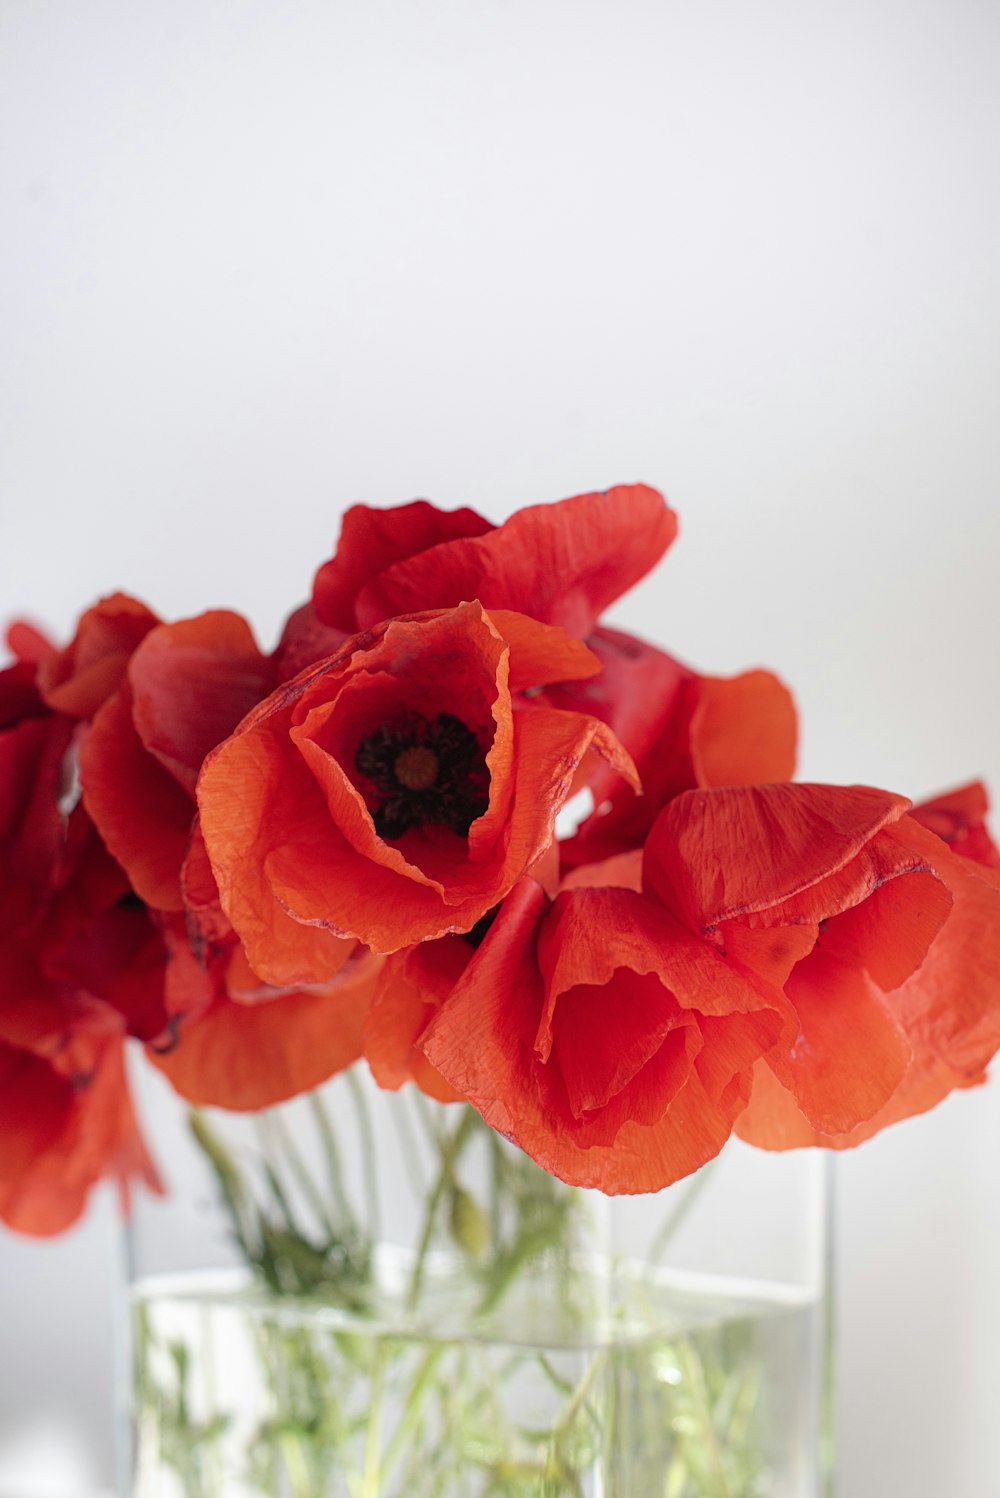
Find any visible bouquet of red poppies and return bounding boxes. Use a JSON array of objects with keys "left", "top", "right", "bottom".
[{"left": 3, "top": 483, "right": 999, "bottom": 1235}]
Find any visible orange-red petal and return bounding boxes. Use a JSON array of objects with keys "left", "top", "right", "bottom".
[
  {"left": 313, "top": 499, "right": 494, "bottom": 631},
  {"left": 645, "top": 783, "right": 913, "bottom": 932},
  {"left": 911, "top": 781, "right": 1000, "bottom": 869},
  {"left": 128, "top": 611, "right": 274, "bottom": 795},
  {"left": 151, "top": 944, "right": 381, "bottom": 1110},
  {"left": 355, "top": 485, "right": 677, "bottom": 636},
  {"left": 80, "top": 688, "right": 193, "bottom": 911},
  {"left": 38, "top": 594, "right": 158, "bottom": 720}
]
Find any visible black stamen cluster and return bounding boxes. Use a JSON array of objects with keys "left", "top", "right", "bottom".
[{"left": 355, "top": 711, "right": 490, "bottom": 840}]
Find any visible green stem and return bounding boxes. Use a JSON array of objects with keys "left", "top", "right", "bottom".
[
  {"left": 407, "top": 1108, "right": 478, "bottom": 1311},
  {"left": 360, "top": 1346, "right": 387, "bottom": 1498},
  {"left": 378, "top": 1345, "right": 446, "bottom": 1484}
]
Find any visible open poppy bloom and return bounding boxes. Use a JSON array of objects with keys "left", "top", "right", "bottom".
[
  {"left": 197, "top": 602, "right": 638, "bottom": 982},
  {"left": 419, "top": 878, "right": 790, "bottom": 1192},
  {"left": 641, "top": 781, "right": 1000, "bottom": 1146}
]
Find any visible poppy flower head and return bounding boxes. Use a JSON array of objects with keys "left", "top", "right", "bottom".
[
  {"left": 643, "top": 783, "right": 960, "bottom": 1141},
  {"left": 420, "top": 880, "right": 789, "bottom": 1193},
  {"left": 197, "top": 602, "right": 638, "bottom": 980}
]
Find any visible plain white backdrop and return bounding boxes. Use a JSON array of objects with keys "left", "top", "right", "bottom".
[{"left": 1, "top": 2, "right": 999, "bottom": 1494}]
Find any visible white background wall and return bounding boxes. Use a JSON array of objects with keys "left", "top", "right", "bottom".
[{"left": 1, "top": 2, "right": 999, "bottom": 1494}]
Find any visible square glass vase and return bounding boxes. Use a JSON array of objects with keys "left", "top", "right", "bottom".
[{"left": 120, "top": 1064, "right": 833, "bottom": 1498}]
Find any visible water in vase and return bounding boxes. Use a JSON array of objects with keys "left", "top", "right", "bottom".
[{"left": 130, "top": 1248, "right": 821, "bottom": 1498}]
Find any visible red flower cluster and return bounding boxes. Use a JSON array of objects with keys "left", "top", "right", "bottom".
[{"left": 4, "top": 483, "right": 1000, "bottom": 1229}]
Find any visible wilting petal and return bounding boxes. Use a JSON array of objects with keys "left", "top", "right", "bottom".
[{"left": 355, "top": 486, "right": 678, "bottom": 636}]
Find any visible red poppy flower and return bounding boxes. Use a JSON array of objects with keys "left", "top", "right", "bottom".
[
  {"left": 197, "top": 602, "right": 638, "bottom": 982},
  {"left": 732, "top": 801, "right": 1000, "bottom": 1149},
  {"left": 0, "top": 966, "right": 158, "bottom": 1236},
  {"left": 419, "top": 879, "right": 789, "bottom": 1192},
  {"left": 312, "top": 485, "right": 677, "bottom": 638},
  {"left": 80, "top": 610, "right": 276, "bottom": 912},
  {"left": 551, "top": 627, "right": 797, "bottom": 867},
  {"left": 0, "top": 654, "right": 164, "bottom": 1234},
  {"left": 0, "top": 882, "right": 162, "bottom": 1238},
  {"left": 642, "top": 782, "right": 969, "bottom": 1143}
]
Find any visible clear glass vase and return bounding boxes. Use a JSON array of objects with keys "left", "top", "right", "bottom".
[{"left": 120, "top": 1060, "right": 833, "bottom": 1498}]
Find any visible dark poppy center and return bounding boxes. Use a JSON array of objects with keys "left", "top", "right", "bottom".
[{"left": 355, "top": 711, "right": 490, "bottom": 840}]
